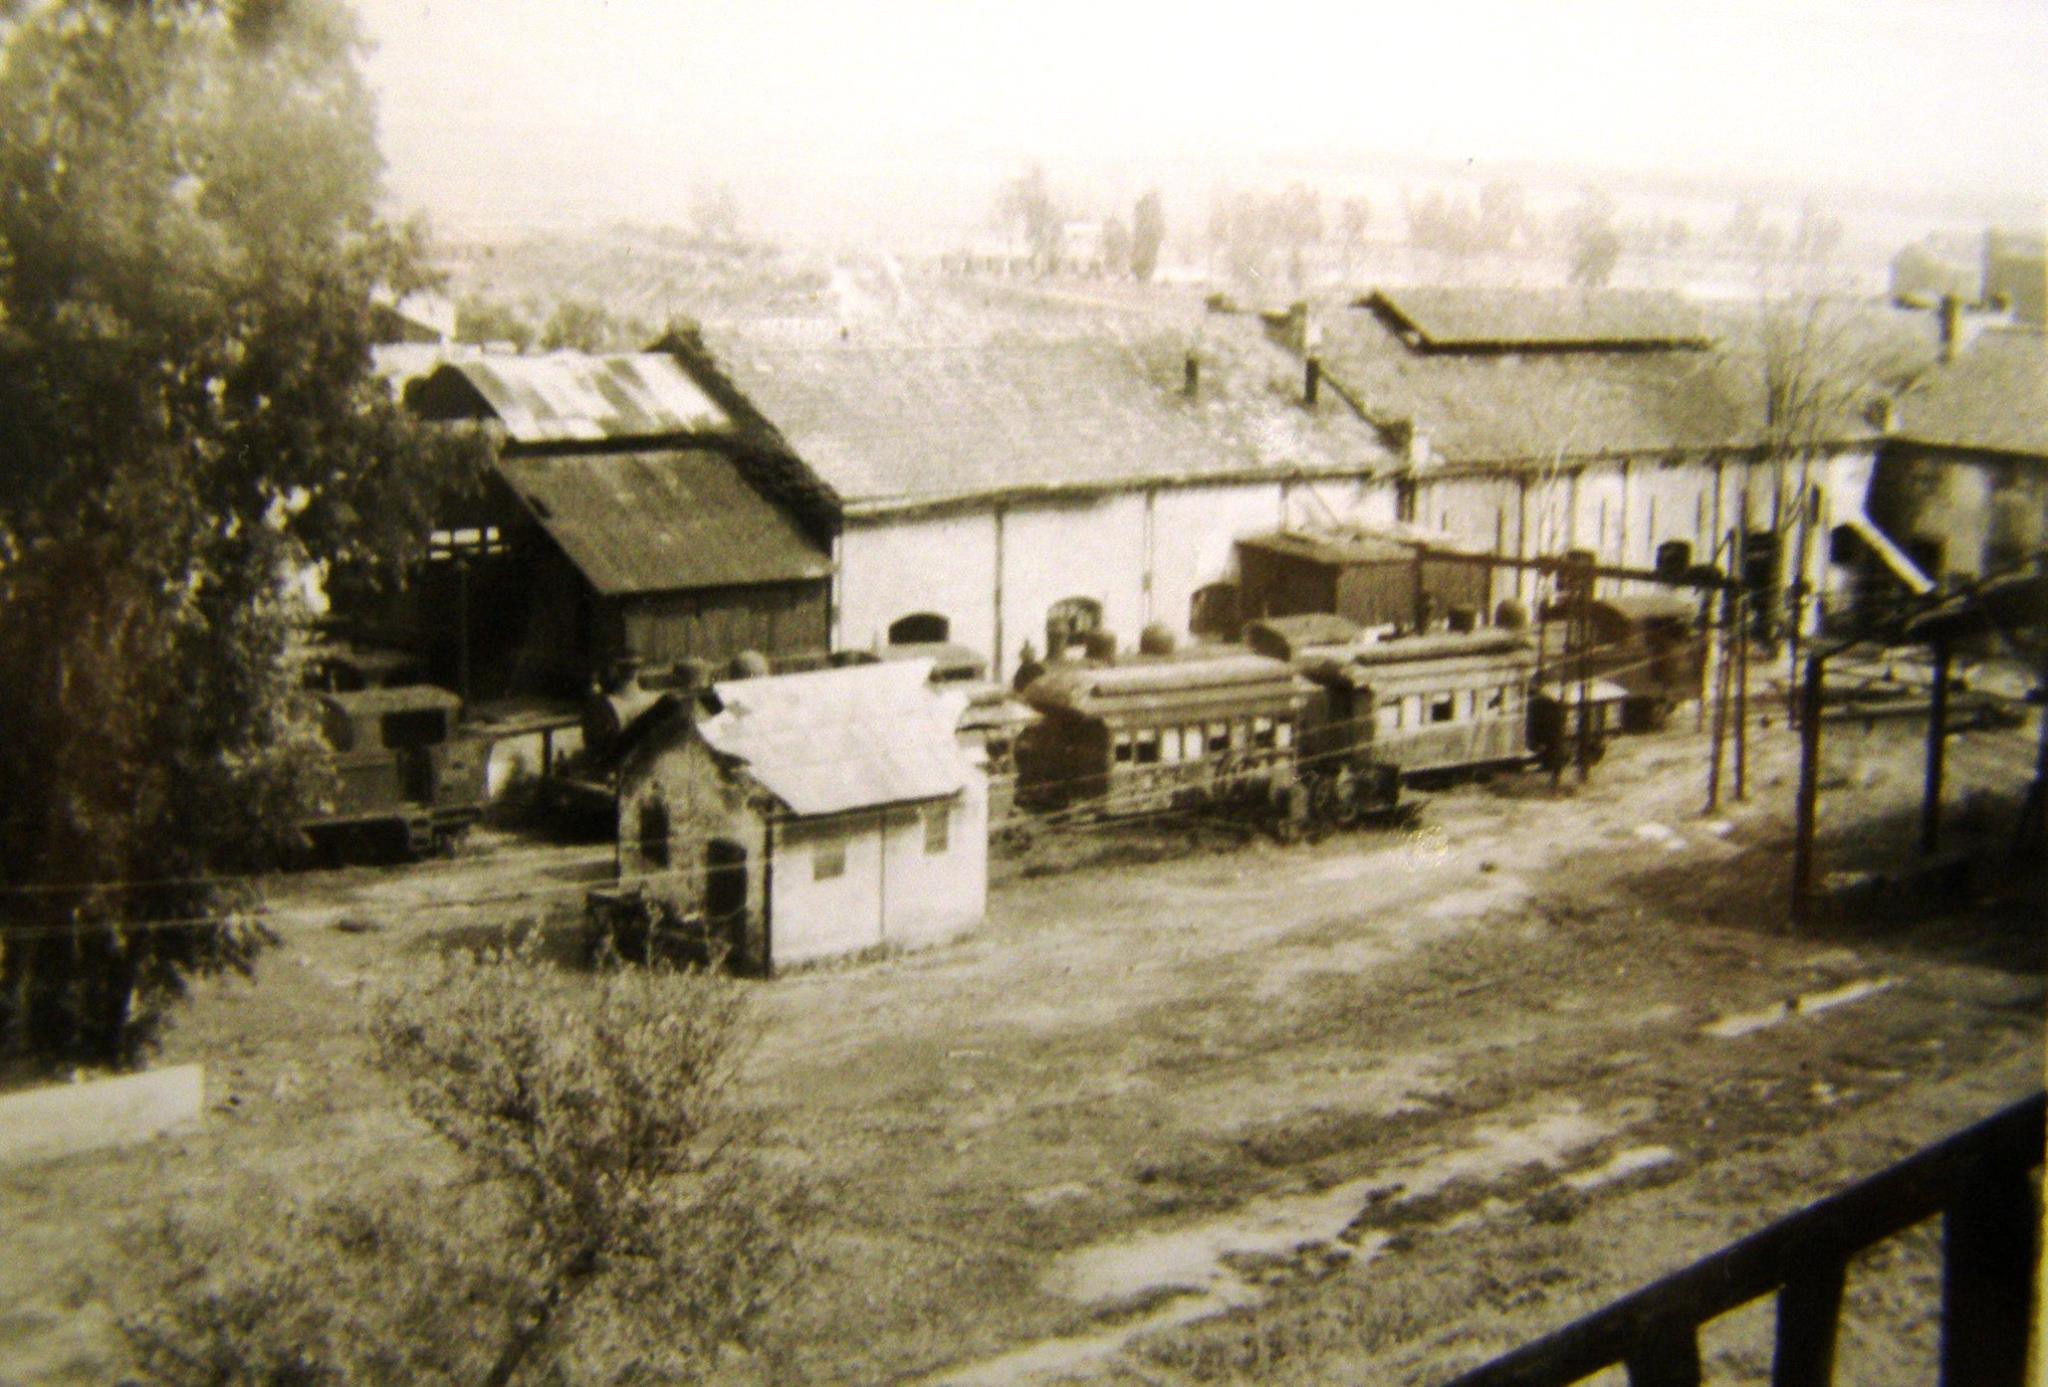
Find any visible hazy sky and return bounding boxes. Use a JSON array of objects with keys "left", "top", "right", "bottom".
[{"left": 353, "top": 0, "right": 2048, "bottom": 238}]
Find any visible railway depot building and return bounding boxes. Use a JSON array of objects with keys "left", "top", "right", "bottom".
[
  {"left": 390, "top": 352, "right": 834, "bottom": 701},
  {"left": 1865, "top": 326, "right": 2048, "bottom": 588},
  {"left": 1262, "top": 288, "right": 1943, "bottom": 626},
  {"left": 671, "top": 308, "right": 1395, "bottom": 683}
]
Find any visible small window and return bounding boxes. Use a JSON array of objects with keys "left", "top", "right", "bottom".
[
  {"left": 1487, "top": 687, "right": 1505, "bottom": 710},
  {"left": 1161, "top": 727, "right": 1183, "bottom": 763},
  {"left": 1229, "top": 722, "right": 1248, "bottom": 750},
  {"left": 1275, "top": 720, "right": 1294, "bottom": 749},
  {"left": 1134, "top": 729, "right": 1161, "bottom": 765},
  {"left": 1430, "top": 695, "right": 1455, "bottom": 724},
  {"left": 1206, "top": 722, "right": 1230, "bottom": 755},
  {"left": 1252, "top": 715, "right": 1276, "bottom": 749},
  {"left": 1113, "top": 731, "right": 1134, "bottom": 764},
  {"left": 922, "top": 805, "right": 950, "bottom": 855},
  {"left": 813, "top": 837, "right": 846, "bottom": 881}
]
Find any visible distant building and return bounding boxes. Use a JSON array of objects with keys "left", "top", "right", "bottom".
[
  {"left": 383, "top": 352, "right": 833, "bottom": 702},
  {"left": 1984, "top": 228, "right": 2046, "bottom": 325},
  {"left": 1867, "top": 328, "right": 2048, "bottom": 587},
  {"left": 614, "top": 660, "right": 987, "bottom": 971},
  {"left": 1890, "top": 237, "right": 1979, "bottom": 307}
]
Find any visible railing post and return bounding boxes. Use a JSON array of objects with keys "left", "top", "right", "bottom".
[
  {"left": 1625, "top": 1326, "right": 1702, "bottom": 1387},
  {"left": 1940, "top": 1157, "right": 2038, "bottom": 1387},
  {"left": 1772, "top": 1257, "right": 1847, "bottom": 1387}
]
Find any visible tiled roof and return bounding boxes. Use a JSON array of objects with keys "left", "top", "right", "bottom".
[
  {"left": 1893, "top": 329, "right": 2048, "bottom": 457},
  {"left": 409, "top": 352, "right": 732, "bottom": 445},
  {"left": 1311, "top": 295, "right": 1939, "bottom": 466},
  {"left": 495, "top": 449, "right": 831, "bottom": 595},
  {"left": 698, "top": 660, "right": 971, "bottom": 816},
  {"left": 1364, "top": 288, "right": 1711, "bottom": 351},
  {"left": 1316, "top": 305, "right": 1758, "bottom": 463},
  {"left": 694, "top": 310, "right": 1390, "bottom": 510}
]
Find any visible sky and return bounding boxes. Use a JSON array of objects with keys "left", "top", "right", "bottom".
[{"left": 350, "top": 0, "right": 2048, "bottom": 241}]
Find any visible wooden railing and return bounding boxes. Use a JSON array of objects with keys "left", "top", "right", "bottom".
[{"left": 1441, "top": 1092, "right": 2044, "bottom": 1387}]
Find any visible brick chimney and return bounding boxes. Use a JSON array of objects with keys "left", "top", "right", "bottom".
[{"left": 1938, "top": 293, "right": 1962, "bottom": 364}]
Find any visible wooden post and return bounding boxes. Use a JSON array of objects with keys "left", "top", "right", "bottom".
[
  {"left": 1940, "top": 1158, "right": 2038, "bottom": 1387},
  {"left": 1575, "top": 556, "right": 1593, "bottom": 783},
  {"left": 1733, "top": 589, "right": 1750, "bottom": 802},
  {"left": 1922, "top": 635, "right": 1952, "bottom": 856},
  {"left": 1772, "top": 1258, "right": 1847, "bottom": 1387},
  {"left": 1706, "top": 590, "right": 1731, "bottom": 813},
  {"left": 1791, "top": 654, "right": 1824, "bottom": 933}
]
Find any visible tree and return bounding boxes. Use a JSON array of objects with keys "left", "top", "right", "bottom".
[
  {"left": 124, "top": 943, "right": 803, "bottom": 1384},
  {"left": 538, "top": 298, "right": 648, "bottom": 354},
  {"left": 0, "top": 0, "right": 484, "bottom": 1066},
  {"left": 1101, "top": 215, "right": 1132, "bottom": 279},
  {"left": 1564, "top": 186, "right": 1622, "bottom": 288},
  {"left": 998, "top": 162, "right": 1062, "bottom": 272},
  {"left": 1131, "top": 189, "right": 1166, "bottom": 283},
  {"left": 455, "top": 294, "right": 537, "bottom": 352}
]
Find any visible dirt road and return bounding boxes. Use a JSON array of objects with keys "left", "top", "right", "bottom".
[{"left": 0, "top": 714, "right": 2038, "bottom": 1384}]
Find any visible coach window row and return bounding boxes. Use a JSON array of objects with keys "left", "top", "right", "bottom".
[
  {"left": 1379, "top": 685, "right": 1523, "bottom": 732},
  {"left": 1110, "top": 715, "right": 1295, "bottom": 766}
]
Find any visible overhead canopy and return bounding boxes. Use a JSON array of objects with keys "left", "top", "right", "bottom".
[
  {"left": 496, "top": 449, "right": 831, "bottom": 595},
  {"left": 698, "top": 660, "right": 971, "bottom": 817}
]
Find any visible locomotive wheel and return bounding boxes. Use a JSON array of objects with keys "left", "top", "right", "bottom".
[{"left": 1332, "top": 767, "right": 1363, "bottom": 829}]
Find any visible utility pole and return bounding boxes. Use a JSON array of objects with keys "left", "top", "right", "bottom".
[
  {"left": 1733, "top": 495, "right": 1751, "bottom": 802},
  {"left": 1921, "top": 635, "right": 1952, "bottom": 855},
  {"left": 1791, "top": 653, "right": 1825, "bottom": 932},
  {"left": 1706, "top": 580, "right": 1733, "bottom": 813}
]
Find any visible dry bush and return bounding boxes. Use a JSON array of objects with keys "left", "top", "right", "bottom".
[{"left": 123, "top": 940, "right": 804, "bottom": 1385}]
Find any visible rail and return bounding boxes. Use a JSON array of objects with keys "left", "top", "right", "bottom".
[{"left": 1440, "top": 1091, "right": 2044, "bottom": 1387}]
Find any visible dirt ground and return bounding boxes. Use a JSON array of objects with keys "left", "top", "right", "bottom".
[{"left": 0, "top": 705, "right": 2041, "bottom": 1385}]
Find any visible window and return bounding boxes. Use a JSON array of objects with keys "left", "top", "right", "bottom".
[
  {"left": 381, "top": 708, "right": 447, "bottom": 748},
  {"left": 1275, "top": 720, "right": 1294, "bottom": 749},
  {"left": 888, "top": 612, "right": 951, "bottom": 644},
  {"left": 922, "top": 804, "right": 950, "bottom": 855},
  {"left": 1430, "top": 695, "right": 1455, "bottom": 724},
  {"left": 1113, "top": 731, "right": 1134, "bottom": 764},
  {"left": 1161, "top": 727, "right": 1184, "bottom": 763},
  {"left": 1487, "top": 687, "right": 1505, "bottom": 710},
  {"left": 1252, "top": 715, "right": 1276, "bottom": 749},
  {"left": 1206, "top": 722, "right": 1230, "bottom": 755},
  {"left": 1134, "top": 729, "right": 1161, "bottom": 765},
  {"left": 813, "top": 836, "right": 846, "bottom": 881}
]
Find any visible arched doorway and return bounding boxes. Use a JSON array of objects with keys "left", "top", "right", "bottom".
[{"left": 1045, "top": 596, "right": 1103, "bottom": 656}]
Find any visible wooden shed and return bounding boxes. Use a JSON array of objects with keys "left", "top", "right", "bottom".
[{"left": 1235, "top": 529, "right": 1493, "bottom": 635}]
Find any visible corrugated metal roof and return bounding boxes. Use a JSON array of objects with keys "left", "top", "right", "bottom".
[
  {"left": 496, "top": 449, "right": 831, "bottom": 595},
  {"left": 428, "top": 353, "right": 733, "bottom": 444},
  {"left": 698, "top": 660, "right": 971, "bottom": 817}
]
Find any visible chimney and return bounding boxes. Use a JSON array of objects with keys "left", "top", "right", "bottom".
[
  {"left": 1304, "top": 356, "right": 1321, "bottom": 407},
  {"left": 1938, "top": 293, "right": 1961, "bottom": 364},
  {"left": 1184, "top": 351, "right": 1200, "bottom": 399},
  {"left": 1407, "top": 428, "right": 1432, "bottom": 470}
]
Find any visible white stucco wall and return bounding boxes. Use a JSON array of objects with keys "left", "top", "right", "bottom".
[{"left": 767, "top": 781, "right": 988, "bottom": 967}]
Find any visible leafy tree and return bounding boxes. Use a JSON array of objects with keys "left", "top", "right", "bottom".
[
  {"left": 0, "top": 0, "right": 484, "bottom": 1066},
  {"left": 1101, "top": 215, "right": 1132, "bottom": 278},
  {"left": 1564, "top": 186, "right": 1622, "bottom": 288},
  {"left": 124, "top": 943, "right": 803, "bottom": 1385},
  {"left": 455, "top": 294, "right": 537, "bottom": 351},
  {"left": 998, "top": 162, "right": 1063, "bottom": 272},
  {"left": 1131, "top": 189, "right": 1166, "bottom": 283},
  {"left": 538, "top": 298, "right": 648, "bottom": 354}
]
